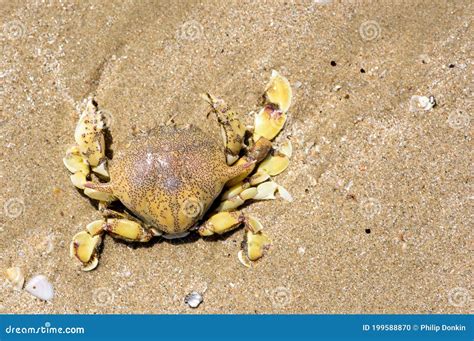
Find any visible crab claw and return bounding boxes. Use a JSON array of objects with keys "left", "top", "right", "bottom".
[
  {"left": 255, "top": 139, "right": 292, "bottom": 178},
  {"left": 238, "top": 216, "right": 271, "bottom": 266},
  {"left": 253, "top": 71, "right": 292, "bottom": 142},
  {"left": 253, "top": 106, "right": 287, "bottom": 142},
  {"left": 70, "top": 230, "right": 103, "bottom": 271},
  {"left": 245, "top": 230, "right": 271, "bottom": 261},
  {"left": 63, "top": 146, "right": 90, "bottom": 175},
  {"left": 225, "top": 138, "right": 272, "bottom": 187},
  {"left": 74, "top": 98, "right": 106, "bottom": 167},
  {"left": 265, "top": 70, "right": 292, "bottom": 114}
]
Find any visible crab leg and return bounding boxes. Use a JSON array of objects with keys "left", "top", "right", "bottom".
[
  {"left": 218, "top": 140, "right": 292, "bottom": 211},
  {"left": 70, "top": 220, "right": 105, "bottom": 271},
  {"left": 253, "top": 70, "right": 292, "bottom": 141},
  {"left": 70, "top": 216, "right": 159, "bottom": 271},
  {"left": 198, "top": 211, "right": 270, "bottom": 267},
  {"left": 219, "top": 71, "right": 293, "bottom": 210},
  {"left": 203, "top": 93, "right": 246, "bottom": 165},
  {"left": 63, "top": 97, "right": 113, "bottom": 200}
]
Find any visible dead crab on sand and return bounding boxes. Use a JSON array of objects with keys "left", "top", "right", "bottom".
[{"left": 63, "top": 71, "right": 293, "bottom": 271}]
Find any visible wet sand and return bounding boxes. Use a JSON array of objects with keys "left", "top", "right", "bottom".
[{"left": 0, "top": 0, "right": 472, "bottom": 313}]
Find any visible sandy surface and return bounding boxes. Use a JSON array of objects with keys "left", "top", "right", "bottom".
[{"left": 0, "top": 0, "right": 472, "bottom": 314}]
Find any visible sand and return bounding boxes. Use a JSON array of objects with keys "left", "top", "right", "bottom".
[{"left": 0, "top": 0, "right": 472, "bottom": 314}]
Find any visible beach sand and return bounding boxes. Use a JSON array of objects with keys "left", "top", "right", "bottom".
[{"left": 0, "top": 0, "right": 472, "bottom": 314}]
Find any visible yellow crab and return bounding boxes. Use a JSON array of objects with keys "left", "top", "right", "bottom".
[{"left": 63, "top": 71, "right": 293, "bottom": 271}]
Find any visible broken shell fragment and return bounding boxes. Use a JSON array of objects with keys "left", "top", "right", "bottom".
[
  {"left": 185, "top": 291, "right": 203, "bottom": 308},
  {"left": 5, "top": 267, "right": 24, "bottom": 290},
  {"left": 409, "top": 95, "right": 436, "bottom": 112},
  {"left": 25, "top": 275, "right": 54, "bottom": 301},
  {"left": 265, "top": 70, "right": 292, "bottom": 113}
]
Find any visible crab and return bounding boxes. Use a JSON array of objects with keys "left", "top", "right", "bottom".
[{"left": 63, "top": 71, "right": 293, "bottom": 271}]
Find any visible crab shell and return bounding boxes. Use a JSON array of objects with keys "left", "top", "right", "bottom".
[{"left": 101, "top": 125, "right": 249, "bottom": 234}]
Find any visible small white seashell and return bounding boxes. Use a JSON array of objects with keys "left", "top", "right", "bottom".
[
  {"left": 5, "top": 267, "right": 24, "bottom": 290},
  {"left": 25, "top": 275, "right": 54, "bottom": 301},
  {"left": 184, "top": 291, "right": 203, "bottom": 308},
  {"left": 409, "top": 95, "right": 436, "bottom": 112}
]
